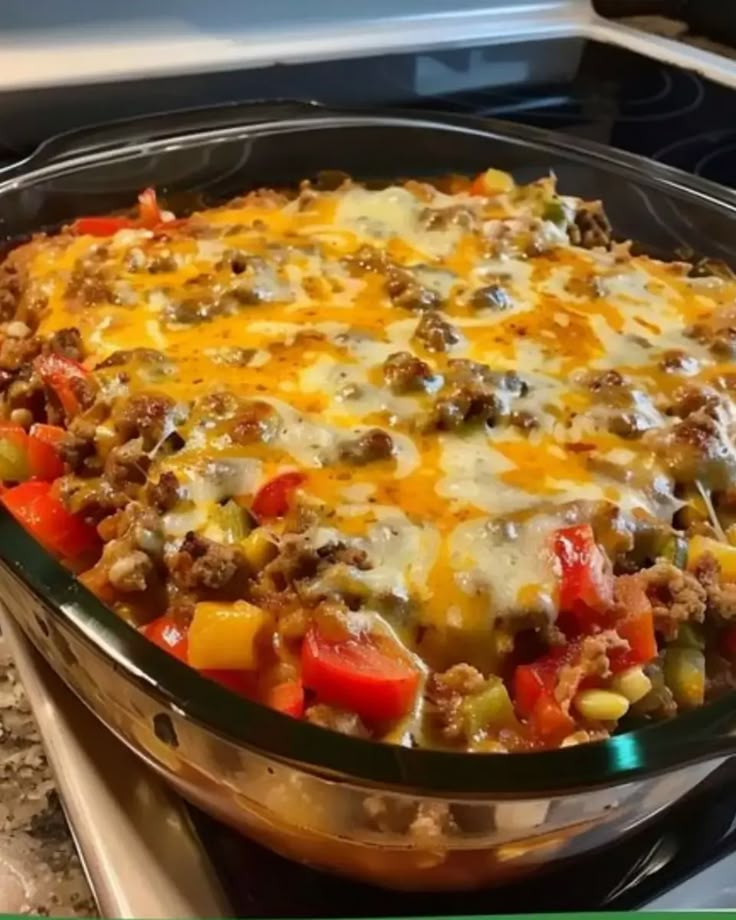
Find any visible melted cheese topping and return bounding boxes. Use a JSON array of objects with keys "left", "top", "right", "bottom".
[{"left": 22, "top": 178, "right": 736, "bottom": 631}]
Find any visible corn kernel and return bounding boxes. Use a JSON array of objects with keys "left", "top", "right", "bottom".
[
  {"left": 479, "top": 168, "right": 515, "bottom": 194},
  {"left": 573, "top": 689, "right": 630, "bottom": 722},
  {"left": 687, "top": 534, "right": 736, "bottom": 582},
  {"left": 241, "top": 527, "right": 277, "bottom": 571},
  {"left": 610, "top": 666, "right": 652, "bottom": 704}
]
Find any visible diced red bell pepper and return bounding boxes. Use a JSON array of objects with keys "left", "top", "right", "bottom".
[
  {"left": 137, "top": 187, "right": 163, "bottom": 228},
  {"left": 34, "top": 353, "right": 91, "bottom": 418},
  {"left": 203, "top": 669, "right": 258, "bottom": 698},
  {"left": 2, "top": 480, "right": 99, "bottom": 559},
  {"left": 529, "top": 692, "right": 575, "bottom": 744},
  {"left": 609, "top": 574, "right": 657, "bottom": 672},
  {"left": 141, "top": 616, "right": 259, "bottom": 698},
  {"left": 0, "top": 422, "right": 65, "bottom": 482},
  {"left": 264, "top": 680, "right": 305, "bottom": 718},
  {"left": 252, "top": 471, "right": 306, "bottom": 520},
  {"left": 71, "top": 216, "right": 137, "bottom": 236},
  {"left": 27, "top": 424, "right": 66, "bottom": 480},
  {"left": 513, "top": 662, "right": 550, "bottom": 717},
  {"left": 142, "top": 615, "right": 189, "bottom": 662},
  {"left": 302, "top": 628, "right": 419, "bottom": 723},
  {"left": 553, "top": 524, "right": 614, "bottom": 628}
]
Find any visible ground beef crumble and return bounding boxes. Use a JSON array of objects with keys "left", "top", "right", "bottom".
[{"left": 633, "top": 559, "right": 706, "bottom": 639}]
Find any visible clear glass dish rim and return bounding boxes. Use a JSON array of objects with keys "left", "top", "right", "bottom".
[{"left": 1, "top": 106, "right": 736, "bottom": 799}]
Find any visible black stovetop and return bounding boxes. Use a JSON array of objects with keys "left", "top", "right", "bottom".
[
  {"left": 9, "top": 32, "right": 736, "bottom": 913},
  {"left": 175, "top": 36, "right": 736, "bottom": 915}
]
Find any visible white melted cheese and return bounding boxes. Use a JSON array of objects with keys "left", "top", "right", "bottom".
[{"left": 334, "top": 186, "right": 464, "bottom": 259}]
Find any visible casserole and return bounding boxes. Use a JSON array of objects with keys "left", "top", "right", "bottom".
[{"left": 1, "top": 102, "right": 736, "bottom": 889}]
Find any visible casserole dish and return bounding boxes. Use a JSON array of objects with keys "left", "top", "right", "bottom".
[{"left": 2, "top": 101, "right": 736, "bottom": 890}]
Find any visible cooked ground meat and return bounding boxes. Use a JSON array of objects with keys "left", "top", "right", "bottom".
[
  {"left": 659, "top": 349, "right": 700, "bottom": 375},
  {"left": 58, "top": 418, "right": 100, "bottom": 475},
  {"left": 569, "top": 201, "right": 612, "bottom": 249},
  {"left": 607, "top": 410, "right": 652, "bottom": 439},
  {"left": 65, "top": 263, "right": 118, "bottom": 306},
  {"left": 104, "top": 437, "right": 151, "bottom": 488},
  {"left": 60, "top": 477, "right": 130, "bottom": 523},
  {"left": 47, "top": 327, "right": 84, "bottom": 361},
  {"left": 651, "top": 409, "right": 736, "bottom": 490},
  {"left": 107, "top": 549, "right": 153, "bottom": 592},
  {"left": 555, "top": 631, "right": 626, "bottom": 712},
  {"left": 470, "top": 284, "right": 512, "bottom": 312},
  {"left": 167, "top": 531, "right": 249, "bottom": 592},
  {"left": 686, "top": 306, "right": 736, "bottom": 358},
  {"left": 113, "top": 392, "right": 174, "bottom": 450},
  {"left": 0, "top": 333, "right": 41, "bottom": 372},
  {"left": 666, "top": 385, "right": 722, "bottom": 420},
  {"left": 585, "top": 368, "right": 626, "bottom": 392},
  {"left": 431, "top": 360, "right": 526, "bottom": 431},
  {"left": 146, "top": 470, "right": 180, "bottom": 512},
  {"left": 382, "top": 351, "right": 433, "bottom": 394},
  {"left": 390, "top": 279, "right": 441, "bottom": 313},
  {"left": 96, "top": 348, "right": 166, "bottom": 369},
  {"left": 633, "top": 560, "right": 707, "bottom": 639},
  {"left": 426, "top": 663, "right": 485, "bottom": 742},
  {"left": 230, "top": 401, "right": 280, "bottom": 445},
  {"left": 0, "top": 254, "right": 23, "bottom": 322},
  {"left": 413, "top": 312, "right": 459, "bottom": 352},
  {"left": 305, "top": 704, "right": 369, "bottom": 738},
  {"left": 691, "top": 553, "right": 736, "bottom": 623},
  {"left": 338, "top": 428, "right": 394, "bottom": 464}
]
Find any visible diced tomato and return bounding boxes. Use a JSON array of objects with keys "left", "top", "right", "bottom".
[
  {"left": 610, "top": 575, "right": 657, "bottom": 672},
  {"left": 553, "top": 524, "right": 614, "bottom": 628},
  {"left": 142, "top": 615, "right": 189, "bottom": 662},
  {"left": 2, "top": 480, "right": 99, "bottom": 559},
  {"left": 27, "top": 424, "right": 66, "bottom": 481},
  {"left": 302, "top": 628, "right": 419, "bottom": 723},
  {"left": 252, "top": 471, "right": 306, "bottom": 520},
  {"left": 264, "top": 680, "right": 305, "bottom": 718},
  {"left": 34, "top": 354, "right": 91, "bottom": 418},
  {"left": 720, "top": 625, "right": 736, "bottom": 659},
  {"left": 529, "top": 693, "right": 575, "bottom": 744},
  {"left": 137, "top": 187, "right": 163, "bottom": 228},
  {"left": 71, "top": 216, "right": 137, "bottom": 236}
]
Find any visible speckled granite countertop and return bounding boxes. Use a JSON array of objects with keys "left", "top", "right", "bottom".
[{"left": 0, "top": 637, "right": 95, "bottom": 916}]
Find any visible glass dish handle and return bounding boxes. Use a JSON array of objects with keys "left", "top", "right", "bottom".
[{"left": 0, "top": 99, "right": 323, "bottom": 178}]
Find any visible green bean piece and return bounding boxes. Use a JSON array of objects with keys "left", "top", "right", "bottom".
[
  {"left": 542, "top": 200, "right": 567, "bottom": 226},
  {"left": 660, "top": 533, "right": 688, "bottom": 569},
  {"left": 461, "top": 678, "right": 516, "bottom": 738},
  {"left": 217, "top": 499, "right": 252, "bottom": 543},
  {"left": 663, "top": 647, "right": 706, "bottom": 709},
  {"left": 672, "top": 622, "right": 706, "bottom": 651},
  {"left": 0, "top": 438, "right": 27, "bottom": 482}
]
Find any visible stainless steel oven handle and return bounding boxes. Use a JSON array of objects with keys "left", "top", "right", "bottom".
[{"left": 0, "top": 99, "right": 323, "bottom": 179}]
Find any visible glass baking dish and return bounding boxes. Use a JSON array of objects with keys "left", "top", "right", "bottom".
[{"left": 1, "top": 101, "right": 736, "bottom": 890}]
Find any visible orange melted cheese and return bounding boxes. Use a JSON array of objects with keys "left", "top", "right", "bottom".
[{"left": 20, "top": 178, "right": 736, "bottom": 631}]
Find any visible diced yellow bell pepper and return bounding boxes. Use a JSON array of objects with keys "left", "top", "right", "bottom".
[
  {"left": 188, "top": 600, "right": 273, "bottom": 671},
  {"left": 241, "top": 528, "right": 278, "bottom": 572},
  {"left": 663, "top": 647, "right": 705, "bottom": 710},
  {"left": 687, "top": 534, "right": 736, "bottom": 582}
]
